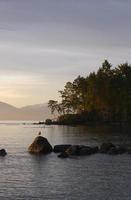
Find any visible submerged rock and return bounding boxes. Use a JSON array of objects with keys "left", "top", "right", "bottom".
[
  {"left": 0, "top": 149, "right": 7, "bottom": 156},
  {"left": 28, "top": 136, "right": 53, "bottom": 154}
]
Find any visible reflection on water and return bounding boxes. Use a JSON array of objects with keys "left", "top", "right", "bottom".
[{"left": 0, "top": 123, "right": 131, "bottom": 200}]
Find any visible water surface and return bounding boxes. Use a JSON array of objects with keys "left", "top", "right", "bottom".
[{"left": 0, "top": 122, "right": 131, "bottom": 200}]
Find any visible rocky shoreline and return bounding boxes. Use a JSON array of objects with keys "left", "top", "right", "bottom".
[
  {"left": 54, "top": 143, "right": 131, "bottom": 158},
  {"left": 1, "top": 136, "right": 131, "bottom": 158},
  {"left": 27, "top": 136, "right": 131, "bottom": 158}
]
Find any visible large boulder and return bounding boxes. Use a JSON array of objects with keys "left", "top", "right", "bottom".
[
  {"left": 28, "top": 136, "right": 53, "bottom": 154},
  {"left": 0, "top": 149, "right": 7, "bottom": 156}
]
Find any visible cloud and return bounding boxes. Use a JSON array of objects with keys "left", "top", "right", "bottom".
[{"left": 0, "top": 0, "right": 131, "bottom": 106}]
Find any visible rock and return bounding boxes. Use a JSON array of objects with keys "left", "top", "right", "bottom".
[
  {"left": 0, "top": 149, "right": 7, "bottom": 156},
  {"left": 77, "top": 146, "right": 99, "bottom": 155},
  {"left": 57, "top": 145, "right": 77, "bottom": 158},
  {"left": 53, "top": 144, "right": 72, "bottom": 153},
  {"left": 58, "top": 151, "right": 69, "bottom": 158},
  {"left": 65, "top": 145, "right": 79, "bottom": 155},
  {"left": 79, "top": 146, "right": 99, "bottom": 155},
  {"left": 116, "top": 145, "right": 127, "bottom": 154},
  {"left": 100, "top": 143, "right": 128, "bottom": 155},
  {"left": 28, "top": 136, "right": 53, "bottom": 154},
  {"left": 90, "top": 146, "right": 99, "bottom": 154},
  {"left": 108, "top": 147, "right": 118, "bottom": 155},
  {"left": 58, "top": 145, "right": 79, "bottom": 158},
  {"left": 127, "top": 149, "right": 131, "bottom": 154},
  {"left": 57, "top": 145, "right": 99, "bottom": 158},
  {"left": 99, "top": 143, "right": 116, "bottom": 153},
  {"left": 108, "top": 145, "right": 130, "bottom": 155},
  {"left": 77, "top": 146, "right": 91, "bottom": 155}
]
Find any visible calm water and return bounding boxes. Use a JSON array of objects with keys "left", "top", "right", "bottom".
[{"left": 0, "top": 122, "right": 131, "bottom": 200}]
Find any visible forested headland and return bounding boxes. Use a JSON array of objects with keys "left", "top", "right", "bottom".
[{"left": 48, "top": 60, "right": 131, "bottom": 124}]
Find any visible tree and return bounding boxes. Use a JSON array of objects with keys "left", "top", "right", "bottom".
[
  {"left": 48, "top": 60, "right": 131, "bottom": 122},
  {"left": 48, "top": 100, "right": 58, "bottom": 114}
]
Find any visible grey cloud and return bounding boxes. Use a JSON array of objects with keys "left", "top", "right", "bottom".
[{"left": 0, "top": 0, "right": 131, "bottom": 105}]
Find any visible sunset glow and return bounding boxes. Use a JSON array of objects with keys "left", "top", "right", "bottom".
[{"left": 0, "top": 0, "right": 131, "bottom": 106}]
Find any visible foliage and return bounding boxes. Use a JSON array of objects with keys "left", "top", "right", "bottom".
[
  {"left": 48, "top": 60, "right": 131, "bottom": 123},
  {"left": 45, "top": 119, "right": 52, "bottom": 125}
]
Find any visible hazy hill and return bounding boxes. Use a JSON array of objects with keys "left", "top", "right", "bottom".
[{"left": 0, "top": 102, "right": 53, "bottom": 120}]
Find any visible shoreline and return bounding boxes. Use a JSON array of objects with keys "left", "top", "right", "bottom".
[{"left": 33, "top": 121, "right": 131, "bottom": 126}]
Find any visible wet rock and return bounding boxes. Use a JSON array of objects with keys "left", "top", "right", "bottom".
[
  {"left": 127, "top": 148, "right": 131, "bottom": 154},
  {"left": 58, "top": 151, "right": 69, "bottom": 158},
  {"left": 57, "top": 143, "right": 131, "bottom": 158},
  {"left": 58, "top": 145, "right": 79, "bottom": 158},
  {"left": 58, "top": 145, "right": 99, "bottom": 158},
  {"left": 53, "top": 144, "right": 71, "bottom": 153},
  {"left": 77, "top": 146, "right": 91, "bottom": 155},
  {"left": 90, "top": 146, "right": 99, "bottom": 154},
  {"left": 108, "top": 147, "right": 118, "bottom": 155},
  {"left": 0, "top": 149, "right": 7, "bottom": 156},
  {"left": 99, "top": 143, "right": 116, "bottom": 153},
  {"left": 76, "top": 146, "right": 99, "bottom": 156},
  {"left": 65, "top": 145, "right": 79, "bottom": 155},
  {"left": 116, "top": 145, "right": 127, "bottom": 154},
  {"left": 28, "top": 136, "right": 53, "bottom": 154}
]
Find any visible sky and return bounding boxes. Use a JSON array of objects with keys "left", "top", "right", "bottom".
[{"left": 0, "top": 0, "right": 131, "bottom": 107}]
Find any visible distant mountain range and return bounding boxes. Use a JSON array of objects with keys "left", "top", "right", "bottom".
[{"left": 0, "top": 102, "right": 54, "bottom": 120}]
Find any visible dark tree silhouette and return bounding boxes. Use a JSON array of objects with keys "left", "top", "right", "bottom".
[{"left": 48, "top": 60, "right": 131, "bottom": 123}]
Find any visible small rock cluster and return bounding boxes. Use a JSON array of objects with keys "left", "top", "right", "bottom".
[
  {"left": 53, "top": 143, "right": 131, "bottom": 158},
  {"left": 27, "top": 136, "right": 131, "bottom": 158},
  {"left": 2, "top": 137, "right": 131, "bottom": 159}
]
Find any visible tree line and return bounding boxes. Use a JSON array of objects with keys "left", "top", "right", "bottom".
[{"left": 48, "top": 60, "right": 131, "bottom": 123}]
